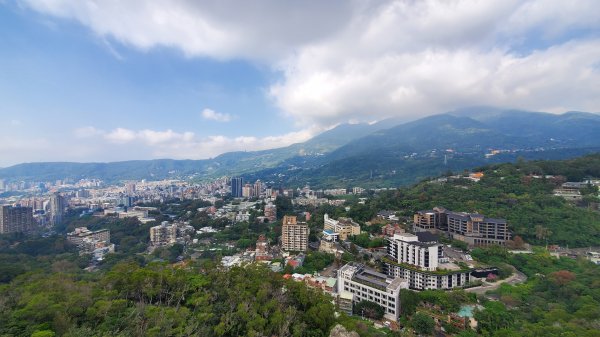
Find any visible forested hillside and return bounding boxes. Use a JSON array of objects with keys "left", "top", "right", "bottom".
[
  {"left": 339, "top": 154, "right": 600, "bottom": 247},
  {"left": 0, "top": 262, "right": 336, "bottom": 337}
]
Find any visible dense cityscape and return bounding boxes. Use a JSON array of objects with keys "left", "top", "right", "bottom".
[{"left": 2, "top": 1, "right": 600, "bottom": 336}]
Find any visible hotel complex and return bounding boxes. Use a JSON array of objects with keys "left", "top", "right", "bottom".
[{"left": 414, "top": 207, "right": 511, "bottom": 246}]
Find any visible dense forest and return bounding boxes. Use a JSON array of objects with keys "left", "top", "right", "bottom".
[{"left": 0, "top": 262, "right": 339, "bottom": 337}]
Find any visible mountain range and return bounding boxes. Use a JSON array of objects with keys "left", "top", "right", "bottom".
[{"left": 1, "top": 107, "right": 599, "bottom": 187}]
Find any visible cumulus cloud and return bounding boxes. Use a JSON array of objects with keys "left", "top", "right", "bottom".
[
  {"left": 19, "top": 0, "right": 356, "bottom": 60},
  {"left": 20, "top": 0, "right": 600, "bottom": 140},
  {"left": 71, "top": 126, "right": 316, "bottom": 160},
  {"left": 201, "top": 108, "right": 232, "bottom": 122}
]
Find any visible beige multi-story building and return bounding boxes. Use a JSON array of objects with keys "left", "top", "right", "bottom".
[
  {"left": 242, "top": 183, "right": 253, "bottom": 198},
  {"left": 281, "top": 215, "right": 309, "bottom": 252},
  {"left": 150, "top": 222, "right": 177, "bottom": 246},
  {"left": 324, "top": 214, "right": 361, "bottom": 240},
  {"left": 0, "top": 205, "right": 34, "bottom": 234}
]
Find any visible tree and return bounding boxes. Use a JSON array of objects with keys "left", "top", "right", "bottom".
[
  {"left": 400, "top": 289, "right": 420, "bottom": 316},
  {"left": 412, "top": 312, "right": 435, "bottom": 335},
  {"left": 354, "top": 300, "right": 385, "bottom": 320},
  {"left": 474, "top": 301, "right": 514, "bottom": 334}
]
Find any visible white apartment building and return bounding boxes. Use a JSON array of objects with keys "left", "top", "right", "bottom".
[
  {"left": 385, "top": 232, "right": 472, "bottom": 290},
  {"left": 387, "top": 233, "right": 441, "bottom": 271},
  {"left": 337, "top": 263, "right": 408, "bottom": 321},
  {"left": 385, "top": 264, "right": 471, "bottom": 290},
  {"left": 324, "top": 214, "right": 361, "bottom": 241}
]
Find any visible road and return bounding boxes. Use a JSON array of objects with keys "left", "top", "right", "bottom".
[{"left": 465, "top": 267, "right": 527, "bottom": 296}]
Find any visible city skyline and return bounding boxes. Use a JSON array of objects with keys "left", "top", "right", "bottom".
[{"left": 1, "top": 1, "right": 599, "bottom": 166}]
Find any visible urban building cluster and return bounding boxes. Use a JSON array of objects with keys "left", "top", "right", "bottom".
[{"left": 0, "top": 192, "right": 66, "bottom": 234}]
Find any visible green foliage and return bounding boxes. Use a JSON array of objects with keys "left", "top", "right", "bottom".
[
  {"left": 274, "top": 196, "right": 294, "bottom": 219},
  {"left": 477, "top": 250, "right": 600, "bottom": 336},
  {"left": 349, "top": 233, "right": 386, "bottom": 248},
  {"left": 474, "top": 301, "right": 514, "bottom": 335},
  {"left": 354, "top": 300, "right": 385, "bottom": 320},
  {"left": 411, "top": 312, "right": 435, "bottom": 335},
  {"left": 0, "top": 262, "right": 337, "bottom": 337},
  {"left": 295, "top": 252, "right": 335, "bottom": 274},
  {"left": 364, "top": 155, "right": 600, "bottom": 247}
]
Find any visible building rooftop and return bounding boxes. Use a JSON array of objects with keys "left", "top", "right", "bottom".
[{"left": 348, "top": 263, "right": 406, "bottom": 292}]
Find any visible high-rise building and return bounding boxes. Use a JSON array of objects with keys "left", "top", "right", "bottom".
[
  {"left": 253, "top": 180, "right": 262, "bottom": 197},
  {"left": 231, "top": 177, "right": 243, "bottom": 197},
  {"left": 0, "top": 179, "right": 5, "bottom": 191},
  {"left": 281, "top": 215, "right": 309, "bottom": 252},
  {"left": 125, "top": 182, "right": 136, "bottom": 195},
  {"left": 49, "top": 193, "right": 66, "bottom": 226},
  {"left": 0, "top": 205, "right": 34, "bottom": 234},
  {"left": 242, "top": 183, "right": 253, "bottom": 198}
]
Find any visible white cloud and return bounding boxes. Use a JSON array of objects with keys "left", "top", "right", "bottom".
[
  {"left": 19, "top": 0, "right": 356, "bottom": 61},
  {"left": 201, "top": 108, "right": 232, "bottom": 122},
  {"left": 21, "top": 0, "right": 600, "bottom": 134},
  {"left": 70, "top": 126, "right": 317, "bottom": 160}
]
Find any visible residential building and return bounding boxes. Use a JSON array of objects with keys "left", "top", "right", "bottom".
[
  {"left": 150, "top": 221, "right": 177, "bottom": 246},
  {"left": 337, "top": 263, "right": 408, "bottom": 321},
  {"left": 49, "top": 192, "right": 66, "bottom": 226},
  {"left": 255, "top": 234, "right": 272, "bottom": 261},
  {"left": 413, "top": 207, "right": 510, "bottom": 246},
  {"left": 264, "top": 203, "right": 277, "bottom": 222},
  {"left": 0, "top": 205, "right": 34, "bottom": 234},
  {"left": 281, "top": 215, "right": 309, "bottom": 252},
  {"left": 384, "top": 232, "right": 472, "bottom": 290},
  {"left": 382, "top": 223, "right": 404, "bottom": 237},
  {"left": 242, "top": 183, "right": 253, "bottom": 198},
  {"left": 253, "top": 180, "right": 262, "bottom": 198},
  {"left": 324, "top": 214, "right": 361, "bottom": 240},
  {"left": 67, "top": 227, "right": 110, "bottom": 246},
  {"left": 387, "top": 233, "right": 442, "bottom": 271},
  {"left": 446, "top": 211, "right": 510, "bottom": 246}
]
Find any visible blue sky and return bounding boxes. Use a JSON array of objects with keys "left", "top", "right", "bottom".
[{"left": 0, "top": 1, "right": 599, "bottom": 166}]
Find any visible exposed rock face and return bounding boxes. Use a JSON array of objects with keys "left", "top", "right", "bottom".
[{"left": 329, "top": 324, "right": 360, "bottom": 337}]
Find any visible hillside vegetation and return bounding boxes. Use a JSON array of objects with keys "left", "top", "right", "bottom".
[{"left": 338, "top": 154, "right": 600, "bottom": 247}]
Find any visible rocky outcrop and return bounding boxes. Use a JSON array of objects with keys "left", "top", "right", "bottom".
[{"left": 329, "top": 324, "right": 360, "bottom": 337}]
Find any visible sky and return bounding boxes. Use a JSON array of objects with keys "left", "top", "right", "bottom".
[{"left": 0, "top": 0, "right": 599, "bottom": 167}]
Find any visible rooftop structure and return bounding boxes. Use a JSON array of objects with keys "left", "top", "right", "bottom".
[
  {"left": 324, "top": 214, "right": 360, "bottom": 240},
  {"left": 337, "top": 263, "right": 408, "bottom": 321}
]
